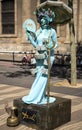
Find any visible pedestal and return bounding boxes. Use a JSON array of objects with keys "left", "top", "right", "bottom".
[{"left": 13, "top": 97, "right": 71, "bottom": 130}]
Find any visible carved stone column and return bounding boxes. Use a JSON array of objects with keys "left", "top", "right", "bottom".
[
  {"left": 57, "top": 26, "right": 60, "bottom": 38},
  {"left": 64, "top": 23, "right": 70, "bottom": 43}
]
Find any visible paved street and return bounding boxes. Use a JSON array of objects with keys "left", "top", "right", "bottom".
[{"left": 0, "top": 61, "right": 82, "bottom": 130}]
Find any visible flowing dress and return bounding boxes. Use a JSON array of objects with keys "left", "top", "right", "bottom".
[{"left": 22, "top": 28, "right": 58, "bottom": 104}]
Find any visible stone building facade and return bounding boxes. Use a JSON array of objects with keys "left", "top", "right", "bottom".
[{"left": 0, "top": 0, "right": 82, "bottom": 53}]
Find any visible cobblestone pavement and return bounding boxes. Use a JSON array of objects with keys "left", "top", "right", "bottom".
[
  {"left": 0, "top": 61, "right": 82, "bottom": 130},
  {"left": 0, "top": 84, "right": 82, "bottom": 130}
]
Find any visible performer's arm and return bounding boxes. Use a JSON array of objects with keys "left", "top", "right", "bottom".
[{"left": 26, "top": 31, "right": 37, "bottom": 48}]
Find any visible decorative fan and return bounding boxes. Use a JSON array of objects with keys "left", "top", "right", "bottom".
[{"left": 23, "top": 19, "right": 36, "bottom": 33}]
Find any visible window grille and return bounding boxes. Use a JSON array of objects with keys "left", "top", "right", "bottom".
[{"left": 1, "top": 0, "right": 15, "bottom": 34}]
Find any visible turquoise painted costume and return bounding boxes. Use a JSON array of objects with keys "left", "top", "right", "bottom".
[{"left": 22, "top": 9, "right": 58, "bottom": 104}]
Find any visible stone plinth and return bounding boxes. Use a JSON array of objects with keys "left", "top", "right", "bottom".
[{"left": 13, "top": 97, "right": 71, "bottom": 130}]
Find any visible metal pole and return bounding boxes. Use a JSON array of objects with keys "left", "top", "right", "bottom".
[{"left": 47, "top": 49, "right": 50, "bottom": 104}]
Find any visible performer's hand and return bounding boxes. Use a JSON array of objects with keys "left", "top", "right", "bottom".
[
  {"left": 26, "top": 30, "right": 36, "bottom": 40},
  {"left": 46, "top": 42, "right": 56, "bottom": 50}
]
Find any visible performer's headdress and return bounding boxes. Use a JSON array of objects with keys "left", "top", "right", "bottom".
[{"left": 34, "top": 8, "right": 55, "bottom": 23}]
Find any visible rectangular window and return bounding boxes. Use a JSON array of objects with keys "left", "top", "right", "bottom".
[{"left": 1, "top": 0, "right": 15, "bottom": 34}]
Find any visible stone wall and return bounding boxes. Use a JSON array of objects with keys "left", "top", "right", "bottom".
[{"left": 0, "top": 0, "right": 82, "bottom": 53}]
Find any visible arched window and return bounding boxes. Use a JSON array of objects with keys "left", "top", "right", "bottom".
[{"left": 1, "top": 0, "right": 15, "bottom": 34}]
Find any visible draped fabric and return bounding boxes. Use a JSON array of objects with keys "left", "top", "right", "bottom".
[{"left": 22, "top": 28, "right": 58, "bottom": 104}]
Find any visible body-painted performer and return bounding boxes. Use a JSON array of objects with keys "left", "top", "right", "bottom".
[{"left": 22, "top": 8, "right": 58, "bottom": 104}]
